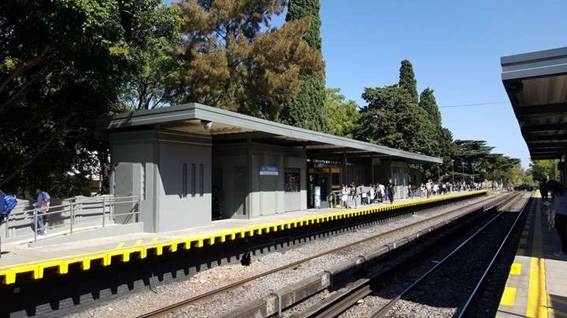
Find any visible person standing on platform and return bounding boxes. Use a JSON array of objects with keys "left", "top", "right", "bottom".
[
  {"left": 33, "top": 188, "right": 51, "bottom": 235},
  {"left": 386, "top": 179, "right": 395, "bottom": 204},
  {"left": 341, "top": 185, "right": 348, "bottom": 208},
  {"left": 426, "top": 180, "right": 432, "bottom": 198},
  {"left": 548, "top": 180, "right": 567, "bottom": 258},
  {"left": 540, "top": 181, "right": 549, "bottom": 202}
]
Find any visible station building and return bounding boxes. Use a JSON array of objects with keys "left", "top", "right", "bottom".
[
  {"left": 107, "top": 103, "right": 441, "bottom": 232},
  {"left": 501, "top": 47, "right": 567, "bottom": 183}
]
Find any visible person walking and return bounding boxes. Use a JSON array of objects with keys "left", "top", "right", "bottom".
[
  {"left": 547, "top": 180, "right": 567, "bottom": 258},
  {"left": 33, "top": 188, "right": 51, "bottom": 235},
  {"left": 386, "top": 179, "right": 395, "bottom": 204}
]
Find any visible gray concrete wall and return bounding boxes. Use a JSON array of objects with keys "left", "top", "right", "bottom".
[
  {"left": 110, "top": 129, "right": 212, "bottom": 232},
  {"left": 214, "top": 142, "right": 307, "bottom": 219},
  {"left": 157, "top": 136, "right": 212, "bottom": 231},
  {"left": 249, "top": 143, "right": 307, "bottom": 217},
  {"left": 110, "top": 130, "right": 157, "bottom": 231}
]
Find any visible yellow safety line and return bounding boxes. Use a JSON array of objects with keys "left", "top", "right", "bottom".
[
  {"left": 0, "top": 190, "right": 487, "bottom": 285},
  {"left": 510, "top": 263, "right": 522, "bottom": 275},
  {"left": 526, "top": 200, "right": 548, "bottom": 318},
  {"left": 501, "top": 287, "right": 517, "bottom": 306}
]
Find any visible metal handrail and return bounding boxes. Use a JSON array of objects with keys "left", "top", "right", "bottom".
[{"left": 1, "top": 195, "right": 141, "bottom": 242}]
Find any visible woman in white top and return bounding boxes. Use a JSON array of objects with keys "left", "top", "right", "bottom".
[{"left": 341, "top": 185, "right": 348, "bottom": 208}]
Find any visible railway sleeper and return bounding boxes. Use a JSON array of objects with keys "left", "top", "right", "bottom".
[{"left": 224, "top": 194, "right": 517, "bottom": 318}]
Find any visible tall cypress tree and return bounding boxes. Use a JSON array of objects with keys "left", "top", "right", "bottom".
[
  {"left": 398, "top": 59, "right": 418, "bottom": 104},
  {"left": 419, "top": 88, "right": 442, "bottom": 127},
  {"left": 281, "top": 0, "right": 327, "bottom": 132}
]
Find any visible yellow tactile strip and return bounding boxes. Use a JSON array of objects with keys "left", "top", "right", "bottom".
[{"left": 0, "top": 190, "right": 487, "bottom": 285}]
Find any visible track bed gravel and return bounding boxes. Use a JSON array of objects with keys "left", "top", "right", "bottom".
[
  {"left": 338, "top": 196, "right": 525, "bottom": 318},
  {"left": 68, "top": 196, "right": 490, "bottom": 318}
]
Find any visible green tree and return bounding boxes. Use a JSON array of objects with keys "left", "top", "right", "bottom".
[
  {"left": 286, "top": 0, "right": 321, "bottom": 50},
  {"left": 174, "top": 0, "right": 324, "bottom": 120},
  {"left": 0, "top": 0, "right": 177, "bottom": 195},
  {"left": 419, "top": 88, "right": 442, "bottom": 127},
  {"left": 399, "top": 59, "right": 418, "bottom": 104},
  {"left": 501, "top": 162, "right": 527, "bottom": 187},
  {"left": 324, "top": 88, "right": 360, "bottom": 138},
  {"left": 355, "top": 85, "right": 437, "bottom": 155},
  {"left": 280, "top": 0, "right": 327, "bottom": 131},
  {"left": 119, "top": 5, "right": 182, "bottom": 110},
  {"left": 529, "top": 160, "right": 559, "bottom": 181}
]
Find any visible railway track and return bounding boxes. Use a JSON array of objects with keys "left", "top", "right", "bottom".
[
  {"left": 291, "top": 193, "right": 529, "bottom": 318},
  {"left": 370, "top": 194, "right": 529, "bottom": 318},
  {"left": 137, "top": 193, "right": 513, "bottom": 318}
]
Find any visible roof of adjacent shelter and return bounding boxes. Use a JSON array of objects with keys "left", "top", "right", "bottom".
[
  {"left": 107, "top": 103, "right": 442, "bottom": 164},
  {"left": 501, "top": 47, "right": 567, "bottom": 160}
]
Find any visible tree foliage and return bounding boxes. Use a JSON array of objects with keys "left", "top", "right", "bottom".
[
  {"left": 529, "top": 160, "right": 559, "bottom": 182},
  {"left": 324, "top": 88, "right": 360, "bottom": 138},
  {"left": 419, "top": 88, "right": 442, "bottom": 127},
  {"left": 449, "top": 140, "right": 521, "bottom": 184},
  {"left": 0, "top": 0, "right": 179, "bottom": 195},
  {"left": 398, "top": 59, "right": 418, "bottom": 104},
  {"left": 355, "top": 85, "right": 437, "bottom": 155},
  {"left": 119, "top": 5, "right": 182, "bottom": 110},
  {"left": 286, "top": 0, "right": 321, "bottom": 50},
  {"left": 280, "top": 0, "right": 327, "bottom": 131},
  {"left": 174, "top": 0, "right": 324, "bottom": 120}
]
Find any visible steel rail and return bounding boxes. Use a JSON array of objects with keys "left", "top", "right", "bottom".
[
  {"left": 293, "top": 193, "right": 519, "bottom": 318},
  {"left": 137, "top": 194, "right": 506, "bottom": 318},
  {"left": 456, "top": 194, "right": 530, "bottom": 317},
  {"left": 371, "top": 194, "right": 527, "bottom": 318}
]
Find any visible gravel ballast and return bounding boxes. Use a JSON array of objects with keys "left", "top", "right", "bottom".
[
  {"left": 68, "top": 195, "right": 493, "bottom": 318},
  {"left": 339, "top": 194, "right": 527, "bottom": 318}
]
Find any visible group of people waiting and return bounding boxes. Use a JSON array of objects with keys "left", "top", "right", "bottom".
[
  {"left": 334, "top": 179, "right": 488, "bottom": 210},
  {"left": 339, "top": 180, "right": 396, "bottom": 208},
  {"left": 413, "top": 180, "right": 483, "bottom": 198}
]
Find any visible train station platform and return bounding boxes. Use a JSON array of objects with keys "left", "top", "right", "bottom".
[
  {"left": 0, "top": 190, "right": 487, "bottom": 286},
  {"left": 498, "top": 196, "right": 567, "bottom": 318}
]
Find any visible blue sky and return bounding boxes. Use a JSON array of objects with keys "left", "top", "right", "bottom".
[{"left": 316, "top": 0, "right": 567, "bottom": 168}]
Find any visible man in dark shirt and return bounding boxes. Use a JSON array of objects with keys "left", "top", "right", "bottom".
[{"left": 387, "top": 180, "right": 395, "bottom": 204}]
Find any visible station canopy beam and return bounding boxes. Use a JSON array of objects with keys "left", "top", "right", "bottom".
[
  {"left": 501, "top": 47, "right": 567, "bottom": 160},
  {"left": 107, "top": 103, "right": 442, "bottom": 164}
]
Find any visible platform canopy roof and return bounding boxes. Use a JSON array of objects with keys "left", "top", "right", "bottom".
[
  {"left": 502, "top": 47, "right": 567, "bottom": 160},
  {"left": 107, "top": 103, "right": 442, "bottom": 164}
]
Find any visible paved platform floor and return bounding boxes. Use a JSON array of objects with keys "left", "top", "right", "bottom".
[
  {"left": 498, "top": 196, "right": 567, "bottom": 318},
  {"left": 0, "top": 191, "right": 486, "bottom": 285}
]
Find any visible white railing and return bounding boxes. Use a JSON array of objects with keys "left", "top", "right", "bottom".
[{"left": 2, "top": 195, "right": 140, "bottom": 243}]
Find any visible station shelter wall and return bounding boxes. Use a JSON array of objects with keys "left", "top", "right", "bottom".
[
  {"left": 110, "top": 130, "right": 212, "bottom": 233},
  {"left": 213, "top": 142, "right": 307, "bottom": 219}
]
